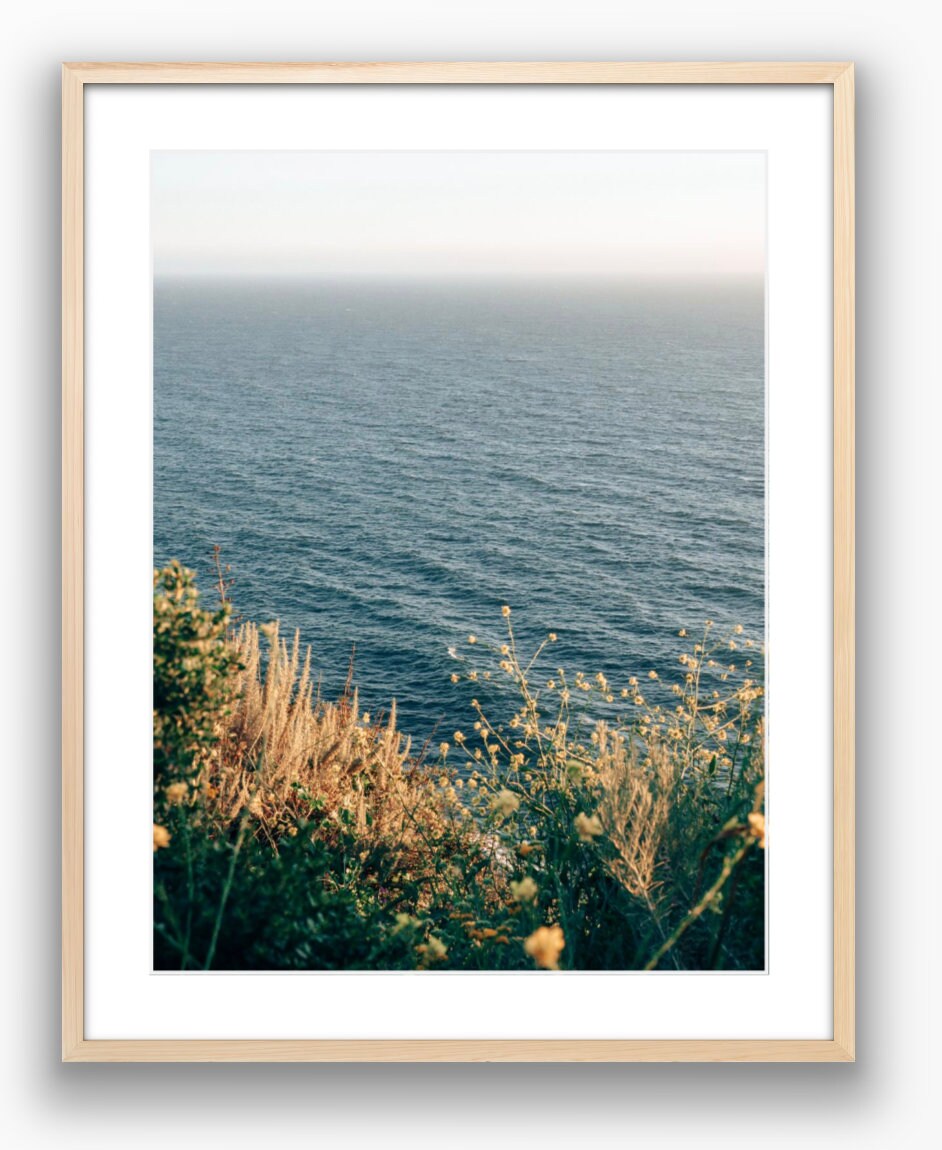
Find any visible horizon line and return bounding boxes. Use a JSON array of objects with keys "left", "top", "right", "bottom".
[{"left": 153, "top": 270, "right": 766, "bottom": 284}]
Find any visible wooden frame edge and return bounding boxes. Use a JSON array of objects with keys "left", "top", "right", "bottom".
[
  {"left": 62, "top": 61, "right": 85, "bottom": 1062},
  {"left": 62, "top": 1038, "right": 854, "bottom": 1063},
  {"left": 62, "top": 60, "right": 853, "bottom": 84},
  {"left": 62, "top": 61, "right": 855, "bottom": 1064},
  {"left": 832, "top": 62, "right": 856, "bottom": 1062}
]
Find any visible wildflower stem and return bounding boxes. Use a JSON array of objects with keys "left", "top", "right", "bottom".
[
  {"left": 202, "top": 813, "right": 249, "bottom": 971},
  {"left": 642, "top": 838, "right": 753, "bottom": 971}
]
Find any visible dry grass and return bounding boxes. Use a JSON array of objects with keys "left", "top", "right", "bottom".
[
  {"left": 595, "top": 726, "right": 677, "bottom": 904},
  {"left": 201, "top": 620, "right": 454, "bottom": 857}
]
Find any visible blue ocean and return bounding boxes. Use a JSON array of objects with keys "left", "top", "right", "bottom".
[{"left": 154, "top": 277, "right": 764, "bottom": 746}]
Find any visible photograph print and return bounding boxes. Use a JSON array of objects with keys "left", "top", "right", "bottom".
[{"left": 152, "top": 150, "right": 767, "bottom": 973}]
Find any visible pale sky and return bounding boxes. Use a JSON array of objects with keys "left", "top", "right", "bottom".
[{"left": 152, "top": 150, "right": 765, "bottom": 279}]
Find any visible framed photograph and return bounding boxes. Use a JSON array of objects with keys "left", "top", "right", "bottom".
[{"left": 62, "top": 62, "right": 854, "bottom": 1062}]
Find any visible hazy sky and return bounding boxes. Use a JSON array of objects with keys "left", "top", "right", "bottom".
[{"left": 152, "top": 150, "right": 765, "bottom": 279}]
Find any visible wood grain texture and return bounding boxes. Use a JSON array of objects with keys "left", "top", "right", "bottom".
[
  {"left": 61, "top": 61, "right": 855, "bottom": 1063},
  {"left": 61, "top": 62, "right": 85, "bottom": 1062},
  {"left": 63, "top": 61, "right": 852, "bottom": 84},
  {"left": 832, "top": 64, "right": 856, "bottom": 1062},
  {"left": 61, "top": 1039, "right": 855, "bottom": 1063}
]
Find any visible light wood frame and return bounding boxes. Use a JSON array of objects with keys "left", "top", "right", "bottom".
[{"left": 62, "top": 61, "right": 855, "bottom": 1063}]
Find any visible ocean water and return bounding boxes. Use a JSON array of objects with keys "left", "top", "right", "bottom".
[{"left": 154, "top": 277, "right": 764, "bottom": 745}]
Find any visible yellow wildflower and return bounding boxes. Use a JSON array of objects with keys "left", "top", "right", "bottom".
[
  {"left": 574, "top": 812, "right": 603, "bottom": 841},
  {"left": 468, "top": 635, "right": 477, "bottom": 644},
  {"left": 524, "top": 925, "right": 565, "bottom": 970},
  {"left": 426, "top": 936, "right": 448, "bottom": 961},
  {"left": 165, "top": 781, "right": 188, "bottom": 805},
  {"left": 548, "top": 632, "right": 558, "bottom": 642},
  {"left": 153, "top": 824, "right": 171, "bottom": 851},
  {"left": 748, "top": 812, "right": 767, "bottom": 848},
  {"left": 492, "top": 789, "right": 520, "bottom": 818},
  {"left": 510, "top": 876, "right": 539, "bottom": 903},
  {"left": 502, "top": 605, "right": 511, "bottom": 617}
]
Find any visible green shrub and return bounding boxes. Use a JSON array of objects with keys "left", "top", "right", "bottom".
[{"left": 153, "top": 561, "right": 241, "bottom": 785}]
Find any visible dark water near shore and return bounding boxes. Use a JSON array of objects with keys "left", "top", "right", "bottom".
[{"left": 154, "top": 277, "right": 764, "bottom": 745}]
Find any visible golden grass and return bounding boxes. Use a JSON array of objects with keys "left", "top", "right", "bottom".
[
  {"left": 595, "top": 728, "right": 676, "bottom": 904},
  {"left": 200, "top": 620, "right": 463, "bottom": 865}
]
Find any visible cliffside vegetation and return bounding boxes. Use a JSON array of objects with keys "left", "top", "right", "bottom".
[{"left": 154, "top": 561, "right": 765, "bottom": 972}]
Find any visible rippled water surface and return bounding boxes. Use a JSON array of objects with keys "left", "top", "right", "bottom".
[{"left": 154, "top": 278, "right": 764, "bottom": 743}]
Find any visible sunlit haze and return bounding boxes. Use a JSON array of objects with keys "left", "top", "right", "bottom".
[{"left": 152, "top": 150, "right": 765, "bottom": 280}]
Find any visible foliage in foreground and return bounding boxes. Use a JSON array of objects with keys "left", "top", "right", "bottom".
[{"left": 154, "top": 563, "right": 766, "bottom": 972}]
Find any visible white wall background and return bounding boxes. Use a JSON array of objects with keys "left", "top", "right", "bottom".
[{"left": 0, "top": 2, "right": 935, "bottom": 1146}]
